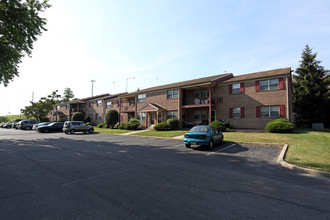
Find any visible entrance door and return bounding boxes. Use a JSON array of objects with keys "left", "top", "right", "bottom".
[
  {"left": 150, "top": 112, "right": 155, "bottom": 126},
  {"left": 211, "top": 109, "right": 216, "bottom": 122}
]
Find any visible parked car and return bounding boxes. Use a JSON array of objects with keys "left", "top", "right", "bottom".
[
  {"left": 183, "top": 125, "right": 223, "bottom": 149},
  {"left": 63, "top": 121, "right": 94, "bottom": 134},
  {"left": 3, "top": 122, "right": 14, "bottom": 128},
  {"left": 37, "top": 122, "right": 64, "bottom": 133},
  {"left": 17, "top": 120, "right": 39, "bottom": 130},
  {"left": 33, "top": 122, "right": 50, "bottom": 130}
]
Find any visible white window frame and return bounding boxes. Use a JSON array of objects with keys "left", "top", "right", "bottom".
[
  {"left": 138, "top": 94, "right": 146, "bottom": 103},
  {"left": 96, "top": 113, "right": 102, "bottom": 120},
  {"left": 260, "top": 79, "right": 279, "bottom": 91},
  {"left": 261, "top": 106, "right": 280, "bottom": 117},
  {"left": 232, "top": 83, "right": 241, "bottom": 94},
  {"left": 106, "top": 101, "right": 112, "bottom": 108},
  {"left": 167, "top": 110, "right": 178, "bottom": 119},
  {"left": 138, "top": 112, "right": 146, "bottom": 121},
  {"left": 233, "top": 107, "right": 241, "bottom": 118},
  {"left": 167, "top": 89, "right": 178, "bottom": 99},
  {"left": 97, "top": 100, "right": 103, "bottom": 107}
]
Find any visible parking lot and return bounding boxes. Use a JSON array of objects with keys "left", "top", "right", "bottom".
[{"left": 1, "top": 129, "right": 330, "bottom": 219}]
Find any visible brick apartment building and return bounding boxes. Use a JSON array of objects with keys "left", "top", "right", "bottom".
[{"left": 49, "top": 67, "right": 293, "bottom": 129}]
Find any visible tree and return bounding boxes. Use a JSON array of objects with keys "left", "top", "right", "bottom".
[
  {"left": 105, "top": 110, "right": 119, "bottom": 128},
  {"left": 20, "top": 90, "right": 61, "bottom": 121},
  {"left": 0, "top": 0, "right": 51, "bottom": 86},
  {"left": 0, "top": 116, "right": 9, "bottom": 123},
  {"left": 293, "top": 45, "right": 330, "bottom": 127},
  {"left": 62, "top": 87, "right": 75, "bottom": 102}
]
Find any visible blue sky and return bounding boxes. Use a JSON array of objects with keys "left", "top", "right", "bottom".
[{"left": 1, "top": 0, "right": 330, "bottom": 116}]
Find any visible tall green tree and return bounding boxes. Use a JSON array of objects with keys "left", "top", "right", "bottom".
[
  {"left": 293, "top": 45, "right": 329, "bottom": 126},
  {"left": 21, "top": 90, "right": 61, "bottom": 121},
  {"left": 0, "top": 0, "right": 51, "bottom": 86},
  {"left": 62, "top": 87, "right": 75, "bottom": 102}
]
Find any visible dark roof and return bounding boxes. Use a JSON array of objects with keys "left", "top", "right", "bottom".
[
  {"left": 224, "top": 67, "right": 291, "bottom": 83},
  {"left": 80, "top": 94, "right": 110, "bottom": 101},
  {"left": 122, "top": 73, "right": 232, "bottom": 96}
]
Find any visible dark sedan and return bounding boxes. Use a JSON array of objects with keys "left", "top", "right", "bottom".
[{"left": 37, "top": 122, "right": 64, "bottom": 133}]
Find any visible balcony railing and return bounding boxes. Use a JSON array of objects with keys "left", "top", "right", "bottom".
[{"left": 120, "top": 106, "right": 135, "bottom": 112}]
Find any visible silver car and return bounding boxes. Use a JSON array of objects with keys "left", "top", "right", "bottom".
[{"left": 63, "top": 121, "right": 94, "bottom": 134}]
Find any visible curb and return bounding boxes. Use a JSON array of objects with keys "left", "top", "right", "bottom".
[{"left": 277, "top": 144, "right": 330, "bottom": 178}]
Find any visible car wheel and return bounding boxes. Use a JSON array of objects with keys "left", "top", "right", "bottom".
[
  {"left": 25, "top": 126, "right": 31, "bottom": 130},
  {"left": 209, "top": 139, "right": 214, "bottom": 150},
  {"left": 185, "top": 144, "right": 191, "bottom": 148},
  {"left": 44, "top": 129, "right": 49, "bottom": 133},
  {"left": 88, "top": 129, "right": 93, "bottom": 134},
  {"left": 70, "top": 130, "right": 75, "bottom": 134}
]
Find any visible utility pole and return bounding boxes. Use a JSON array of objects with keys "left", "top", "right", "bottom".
[{"left": 91, "top": 80, "right": 96, "bottom": 97}]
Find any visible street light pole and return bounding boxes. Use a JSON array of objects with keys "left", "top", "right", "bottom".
[
  {"left": 126, "top": 77, "right": 135, "bottom": 92},
  {"left": 91, "top": 80, "right": 96, "bottom": 96}
]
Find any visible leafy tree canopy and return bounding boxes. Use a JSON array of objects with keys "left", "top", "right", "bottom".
[
  {"left": 293, "top": 45, "right": 329, "bottom": 126},
  {"left": 62, "top": 87, "right": 75, "bottom": 103},
  {"left": 0, "top": 0, "right": 50, "bottom": 86},
  {"left": 21, "top": 90, "right": 61, "bottom": 121}
]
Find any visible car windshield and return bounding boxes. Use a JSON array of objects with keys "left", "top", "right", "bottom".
[{"left": 189, "top": 126, "right": 209, "bottom": 133}]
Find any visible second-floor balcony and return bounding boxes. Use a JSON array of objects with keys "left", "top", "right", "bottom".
[{"left": 120, "top": 105, "right": 135, "bottom": 113}]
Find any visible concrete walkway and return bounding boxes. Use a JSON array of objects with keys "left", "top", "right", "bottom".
[{"left": 120, "top": 130, "right": 148, "bottom": 135}]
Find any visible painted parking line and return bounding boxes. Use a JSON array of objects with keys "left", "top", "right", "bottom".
[{"left": 206, "top": 143, "right": 236, "bottom": 156}]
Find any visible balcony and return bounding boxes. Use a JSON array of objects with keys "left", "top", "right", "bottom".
[
  {"left": 120, "top": 105, "right": 135, "bottom": 113},
  {"left": 182, "top": 97, "right": 215, "bottom": 109}
]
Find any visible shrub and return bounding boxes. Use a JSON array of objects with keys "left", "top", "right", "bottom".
[
  {"left": 154, "top": 122, "right": 171, "bottom": 131},
  {"left": 84, "top": 116, "right": 91, "bottom": 123},
  {"left": 72, "top": 112, "right": 85, "bottom": 121},
  {"left": 167, "top": 117, "right": 179, "bottom": 130},
  {"left": 265, "top": 119, "right": 294, "bottom": 133},
  {"left": 97, "top": 123, "right": 104, "bottom": 128},
  {"left": 210, "top": 120, "right": 226, "bottom": 132},
  {"left": 105, "top": 124, "right": 110, "bottom": 128},
  {"left": 105, "top": 110, "right": 119, "bottom": 128},
  {"left": 86, "top": 122, "right": 91, "bottom": 125},
  {"left": 118, "top": 118, "right": 140, "bottom": 130}
]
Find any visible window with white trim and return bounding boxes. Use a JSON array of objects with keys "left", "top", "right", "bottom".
[
  {"left": 138, "top": 112, "right": 146, "bottom": 121},
  {"left": 138, "top": 94, "right": 146, "bottom": 103},
  {"left": 167, "top": 89, "right": 178, "bottom": 99},
  {"left": 129, "top": 98, "right": 135, "bottom": 105},
  {"left": 106, "top": 101, "right": 112, "bottom": 108},
  {"left": 261, "top": 106, "right": 280, "bottom": 117},
  {"left": 232, "top": 83, "right": 241, "bottom": 94},
  {"left": 233, "top": 107, "right": 241, "bottom": 118},
  {"left": 96, "top": 113, "right": 102, "bottom": 120},
  {"left": 97, "top": 100, "right": 102, "bottom": 107},
  {"left": 260, "top": 79, "right": 279, "bottom": 91},
  {"left": 167, "top": 110, "right": 178, "bottom": 119}
]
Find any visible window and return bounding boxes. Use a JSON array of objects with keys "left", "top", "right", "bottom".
[
  {"left": 88, "top": 114, "right": 93, "bottom": 120},
  {"left": 232, "top": 84, "right": 241, "bottom": 94},
  {"left": 138, "top": 94, "right": 146, "bottom": 103},
  {"left": 106, "top": 101, "right": 112, "bottom": 108},
  {"left": 66, "top": 104, "right": 69, "bottom": 109},
  {"left": 89, "top": 102, "right": 92, "bottom": 107},
  {"left": 194, "top": 110, "right": 207, "bottom": 120},
  {"left": 261, "top": 106, "right": 280, "bottom": 117},
  {"left": 233, "top": 107, "right": 241, "bottom": 118},
  {"left": 167, "top": 110, "right": 178, "bottom": 119},
  {"left": 56, "top": 105, "right": 60, "bottom": 111},
  {"left": 260, "top": 79, "right": 279, "bottom": 91},
  {"left": 129, "top": 98, "right": 135, "bottom": 105},
  {"left": 96, "top": 113, "right": 102, "bottom": 120},
  {"left": 167, "top": 89, "right": 178, "bottom": 99},
  {"left": 138, "top": 112, "right": 146, "bottom": 121},
  {"left": 97, "top": 100, "right": 102, "bottom": 107}
]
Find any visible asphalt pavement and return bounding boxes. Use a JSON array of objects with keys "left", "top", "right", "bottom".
[{"left": 0, "top": 129, "right": 329, "bottom": 219}]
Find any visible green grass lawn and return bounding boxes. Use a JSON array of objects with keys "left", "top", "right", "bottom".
[
  {"left": 224, "top": 129, "right": 330, "bottom": 172},
  {"left": 94, "top": 127, "right": 133, "bottom": 134},
  {"left": 132, "top": 130, "right": 189, "bottom": 138}
]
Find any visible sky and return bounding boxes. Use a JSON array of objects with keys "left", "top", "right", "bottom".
[{"left": 1, "top": 0, "right": 330, "bottom": 116}]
